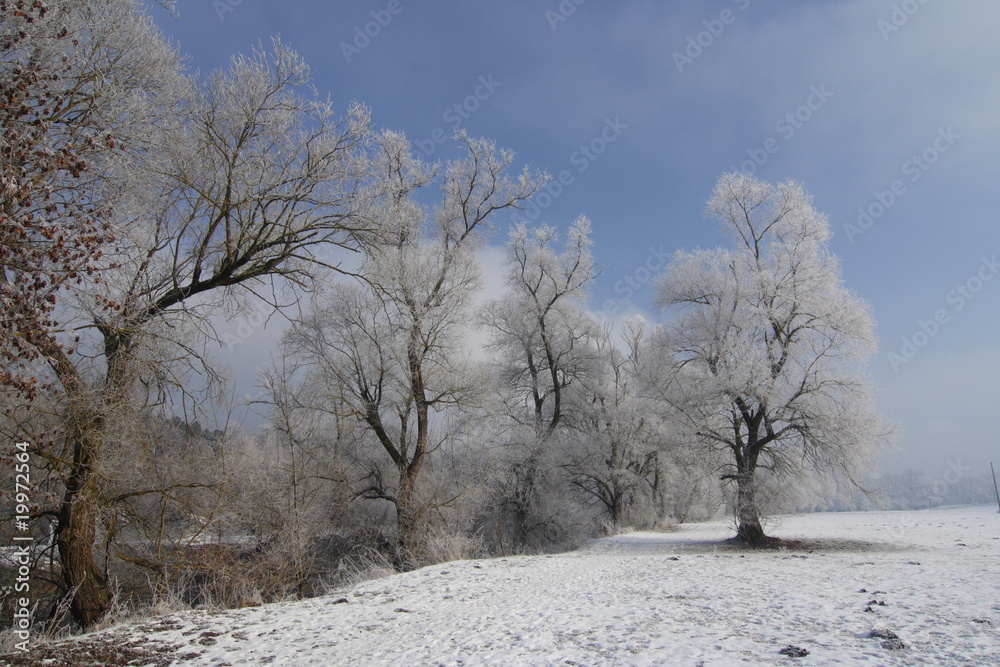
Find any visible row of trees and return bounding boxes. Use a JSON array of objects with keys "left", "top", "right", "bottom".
[
  {"left": 1, "top": 0, "right": 891, "bottom": 631},
  {"left": 877, "top": 469, "right": 998, "bottom": 510}
]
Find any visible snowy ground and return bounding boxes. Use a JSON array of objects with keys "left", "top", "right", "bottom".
[{"left": 3, "top": 506, "right": 999, "bottom": 666}]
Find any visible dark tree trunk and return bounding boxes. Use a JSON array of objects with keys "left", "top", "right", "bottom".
[
  {"left": 56, "top": 333, "right": 135, "bottom": 626},
  {"left": 735, "top": 470, "right": 766, "bottom": 545},
  {"left": 37, "top": 338, "right": 114, "bottom": 627},
  {"left": 730, "top": 404, "right": 769, "bottom": 545},
  {"left": 395, "top": 466, "right": 420, "bottom": 566},
  {"left": 394, "top": 323, "right": 429, "bottom": 565},
  {"left": 603, "top": 480, "right": 622, "bottom": 526},
  {"left": 56, "top": 426, "right": 111, "bottom": 627}
]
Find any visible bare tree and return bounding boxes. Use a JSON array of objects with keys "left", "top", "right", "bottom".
[
  {"left": 9, "top": 17, "right": 372, "bottom": 623},
  {"left": 287, "top": 132, "right": 545, "bottom": 562},
  {"left": 0, "top": 0, "right": 188, "bottom": 627},
  {"left": 650, "top": 173, "right": 893, "bottom": 544}
]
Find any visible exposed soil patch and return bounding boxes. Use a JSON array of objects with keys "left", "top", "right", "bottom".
[
  {"left": 714, "top": 535, "right": 903, "bottom": 553},
  {"left": 0, "top": 633, "right": 186, "bottom": 667}
]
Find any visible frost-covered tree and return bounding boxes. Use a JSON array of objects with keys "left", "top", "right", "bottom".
[
  {"left": 239, "top": 350, "right": 361, "bottom": 599},
  {"left": 568, "top": 318, "right": 670, "bottom": 528},
  {"left": 2, "top": 8, "right": 373, "bottom": 623},
  {"left": 0, "top": 0, "right": 180, "bottom": 404},
  {"left": 287, "top": 132, "right": 544, "bottom": 562},
  {"left": 479, "top": 218, "right": 602, "bottom": 547},
  {"left": 650, "top": 173, "right": 892, "bottom": 544},
  {"left": 0, "top": 0, "right": 187, "bottom": 627},
  {"left": 63, "top": 41, "right": 369, "bottom": 626},
  {"left": 482, "top": 217, "right": 598, "bottom": 440}
]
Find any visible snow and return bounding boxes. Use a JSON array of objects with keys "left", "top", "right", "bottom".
[{"left": 19, "top": 506, "right": 1000, "bottom": 665}]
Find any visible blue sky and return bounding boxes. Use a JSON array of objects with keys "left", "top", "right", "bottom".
[{"left": 152, "top": 1, "right": 1000, "bottom": 478}]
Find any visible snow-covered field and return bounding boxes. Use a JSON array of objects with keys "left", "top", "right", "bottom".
[{"left": 5, "top": 506, "right": 999, "bottom": 666}]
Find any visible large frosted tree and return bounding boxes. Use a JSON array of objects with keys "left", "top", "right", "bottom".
[
  {"left": 0, "top": 0, "right": 184, "bottom": 626},
  {"left": 1, "top": 2, "right": 373, "bottom": 624},
  {"left": 650, "top": 173, "right": 892, "bottom": 544}
]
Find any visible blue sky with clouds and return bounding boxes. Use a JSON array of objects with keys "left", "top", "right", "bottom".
[{"left": 152, "top": 1, "right": 1000, "bottom": 477}]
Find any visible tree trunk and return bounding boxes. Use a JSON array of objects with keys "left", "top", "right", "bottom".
[
  {"left": 395, "top": 467, "right": 420, "bottom": 567},
  {"left": 732, "top": 411, "right": 767, "bottom": 545},
  {"left": 55, "top": 334, "right": 134, "bottom": 627},
  {"left": 735, "top": 469, "right": 766, "bottom": 545},
  {"left": 395, "top": 320, "right": 428, "bottom": 566},
  {"left": 36, "top": 338, "right": 114, "bottom": 627},
  {"left": 56, "top": 427, "right": 111, "bottom": 627}
]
